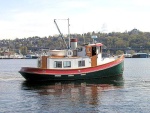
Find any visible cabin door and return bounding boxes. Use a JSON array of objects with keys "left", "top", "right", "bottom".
[
  {"left": 91, "top": 46, "right": 97, "bottom": 67},
  {"left": 41, "top": 56, "right": 47, "bottom": 69}
]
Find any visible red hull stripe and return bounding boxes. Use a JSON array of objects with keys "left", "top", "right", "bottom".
[{"left": 20, "top": 55, "right": 124, "bottom": 75}]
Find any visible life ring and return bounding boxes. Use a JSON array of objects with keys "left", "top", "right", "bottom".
[{"left": 67, "top": 50, "right": 73, "bottom": 57}]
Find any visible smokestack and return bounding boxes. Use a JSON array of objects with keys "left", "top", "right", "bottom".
[{"left": 70, "top": 38, "right": 77, "bottom": 49}]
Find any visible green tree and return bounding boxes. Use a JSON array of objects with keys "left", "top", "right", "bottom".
[
  {"left": 116, "top": 50, "right": 124, "bottom": 55},
  {"left": 20, "top": 46, "right": 27, "bottom": 55}
]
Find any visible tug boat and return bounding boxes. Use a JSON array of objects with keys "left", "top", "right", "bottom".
[{"left": 19, "top": 19, "right": 124, "bottom": 81}]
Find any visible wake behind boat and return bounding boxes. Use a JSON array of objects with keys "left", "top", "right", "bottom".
[{"left": 19, "top": 19, "right": 124, "bottom": 81}]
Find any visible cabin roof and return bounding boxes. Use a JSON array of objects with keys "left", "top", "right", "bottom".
[{"left": 89, "top": 43, "right": 103, "bottom": 47}]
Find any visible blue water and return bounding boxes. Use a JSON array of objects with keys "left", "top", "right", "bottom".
[{"left": 0, "top": 59, "right": 150, "bottom": 113}]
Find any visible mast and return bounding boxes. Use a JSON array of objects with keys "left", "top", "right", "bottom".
[{"left": 68, "top": 18, "right": 70, "bottom": 49}]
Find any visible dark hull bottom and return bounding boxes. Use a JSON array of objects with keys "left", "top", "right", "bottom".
[
  {"left": 22, "top": 75, "right": 124, "bottom": 89},
  {"left": 19, "top": 61, "right": 124, "bottom": 81}
]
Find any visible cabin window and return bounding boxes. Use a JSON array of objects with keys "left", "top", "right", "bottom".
[
  {"left": 54, "top": 61, "right": 62, "bottom": 68},
  {"left": 78, "top": 60, "right": 85, "bottom": 67},
  {"left": 63, "top": 61, "right": 71, "bottom": 68}
]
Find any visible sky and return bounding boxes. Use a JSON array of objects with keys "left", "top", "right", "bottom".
[{"left": 0, "top": 0, "right": 150, "bottom": 39}]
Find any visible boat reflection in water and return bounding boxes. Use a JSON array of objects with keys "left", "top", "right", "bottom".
[
  {"left": 22, "top": 75, "right": 124, "bottom": 95},
  {"left": 21, "top": 75, "right": 124, "bottom": 112}
]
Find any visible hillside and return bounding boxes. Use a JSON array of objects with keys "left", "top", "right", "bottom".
[{"left": 1, "top": 29, "right": 150, "bottom": 55}]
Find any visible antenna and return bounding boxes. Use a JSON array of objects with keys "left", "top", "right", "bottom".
[{"left": 101, "top": 23, "right": 107, "bottom": 33}]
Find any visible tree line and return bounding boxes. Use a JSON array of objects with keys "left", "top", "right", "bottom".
[{"left": 0, "top": 29, "right": 150, "bottom": 55}]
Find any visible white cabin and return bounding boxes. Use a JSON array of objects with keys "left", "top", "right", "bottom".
[{"left": 38, "top": 38, "right": 105, "bottom": 69}]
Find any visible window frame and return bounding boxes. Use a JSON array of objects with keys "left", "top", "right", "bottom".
[
  {"left": 78, "top": 60, "right": 85, "bottom": 67},
  {"left": 63, "top": 61, "right": 71, "bottom": 68},
  {"left": 54, "top": 61, "right": 62, "bottom": 68}
]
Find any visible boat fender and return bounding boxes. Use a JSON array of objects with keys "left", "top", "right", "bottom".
[{"left": 67, "top": 50, "right": 73, "bottom": 57}]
